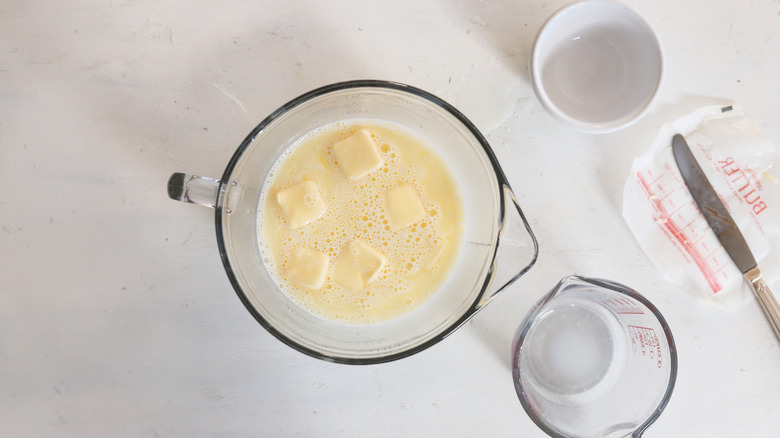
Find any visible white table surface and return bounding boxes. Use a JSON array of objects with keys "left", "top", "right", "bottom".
[{"left": 3, "top": 0, "right": 780, "bottom": 436}]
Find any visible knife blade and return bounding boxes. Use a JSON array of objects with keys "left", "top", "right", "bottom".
[{"left": 672, "top": 133, "right": 780, "bottom": 342}]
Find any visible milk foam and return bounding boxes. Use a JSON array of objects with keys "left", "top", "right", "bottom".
[{"left": 258, "top": 120, "right": 464, "bottom": 324}]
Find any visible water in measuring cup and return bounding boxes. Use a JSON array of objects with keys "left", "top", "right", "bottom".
[{"left": 520, "top": 298, "right": 624, "bottom": 397}]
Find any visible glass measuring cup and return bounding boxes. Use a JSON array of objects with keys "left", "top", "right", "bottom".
[
  {"left": 168, "top": 80, "right": 538, "bottom": 364},
  {"left": 511, "top": 275, "right": 677, "bottom": 437}
]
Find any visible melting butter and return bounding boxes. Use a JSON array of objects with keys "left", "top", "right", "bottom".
[{"left": 259, "top": 121, "right": 464, "bottom": 324}]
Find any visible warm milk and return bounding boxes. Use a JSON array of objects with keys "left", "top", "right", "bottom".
[{"left": 258, "top": 121, "right": 464, "bottom": 324}]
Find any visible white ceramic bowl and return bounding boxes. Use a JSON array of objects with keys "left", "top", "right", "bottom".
[{"left": 530, "top": 0, "right": 663, "bottom": 133}]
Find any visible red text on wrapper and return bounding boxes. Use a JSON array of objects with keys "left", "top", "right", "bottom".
[{"left": 718, "top": 156, "right": 767, "bottom": 215}]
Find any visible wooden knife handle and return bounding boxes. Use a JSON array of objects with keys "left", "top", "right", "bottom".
[{"left": 745, "top": 267, "right": 780, "bottom": 343}]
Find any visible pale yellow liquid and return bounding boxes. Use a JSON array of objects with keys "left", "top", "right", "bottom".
[{"left": 259, "top": 120, "right": 464, "bottom": 324}]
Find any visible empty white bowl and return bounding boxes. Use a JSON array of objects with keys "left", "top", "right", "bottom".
[{"left": 530, "top": 0, "right": 663, "bottom": 133}]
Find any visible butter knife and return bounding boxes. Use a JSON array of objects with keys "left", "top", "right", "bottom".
[{"left": 672, "top": 133, "right": 780, "bottom": 342}]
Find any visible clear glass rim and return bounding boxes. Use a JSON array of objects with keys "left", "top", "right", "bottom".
[
  {"left": 512, "top": 275, "right": 678, "bottom": 437},
  {"left": 214, "top": 80, "right": 535, "bottom": 364}
]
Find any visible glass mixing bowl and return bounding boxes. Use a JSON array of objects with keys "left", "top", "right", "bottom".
[{"left": 168, "top": 80, "right": 538, "bottom": 364}]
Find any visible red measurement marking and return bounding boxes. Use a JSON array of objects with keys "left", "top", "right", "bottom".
[
  {"left": 628, "top": 325, "right": 664, "bottom": 368},
  {"left": 602, "top": 296, "right": 644, "bottom": 315},
  {"left": 636, "top": 171, "right": 722, "bottom": 293}
]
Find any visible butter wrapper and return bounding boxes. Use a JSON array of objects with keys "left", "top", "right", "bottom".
[{"left": 623, "top": 105, "right": 780, "bottom": 308}]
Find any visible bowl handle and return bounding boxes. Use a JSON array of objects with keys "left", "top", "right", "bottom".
[
  {"left": 476, "top": 184, "right": 539, "bottom": 308},
  {"left": 167, "top": 172, "right": 220, "bottom": 208}
]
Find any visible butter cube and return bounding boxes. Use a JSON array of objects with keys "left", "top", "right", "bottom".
[
  {"left": 287, "top": 248, "right": 329, "bottom": 289},
  {"left": 333, "top": 129, "right": 384, "bottom": 180},
  {"left": 384, "top": 184, "right": 425, "bottom": 229},
  {"left": 276, "top": 180, "right": 327, "bottom": 229},
  {"left": 332, "top": 239, "right": 387, "bottom": 290}
]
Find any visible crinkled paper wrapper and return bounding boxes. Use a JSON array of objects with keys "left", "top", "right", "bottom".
[{"left": 623, "top": 105, "right": 780, "bottom": 309}]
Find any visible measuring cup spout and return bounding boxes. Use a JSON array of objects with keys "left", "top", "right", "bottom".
[{"left": 476, "top": 184, "right": 539, "bottom": 308}]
